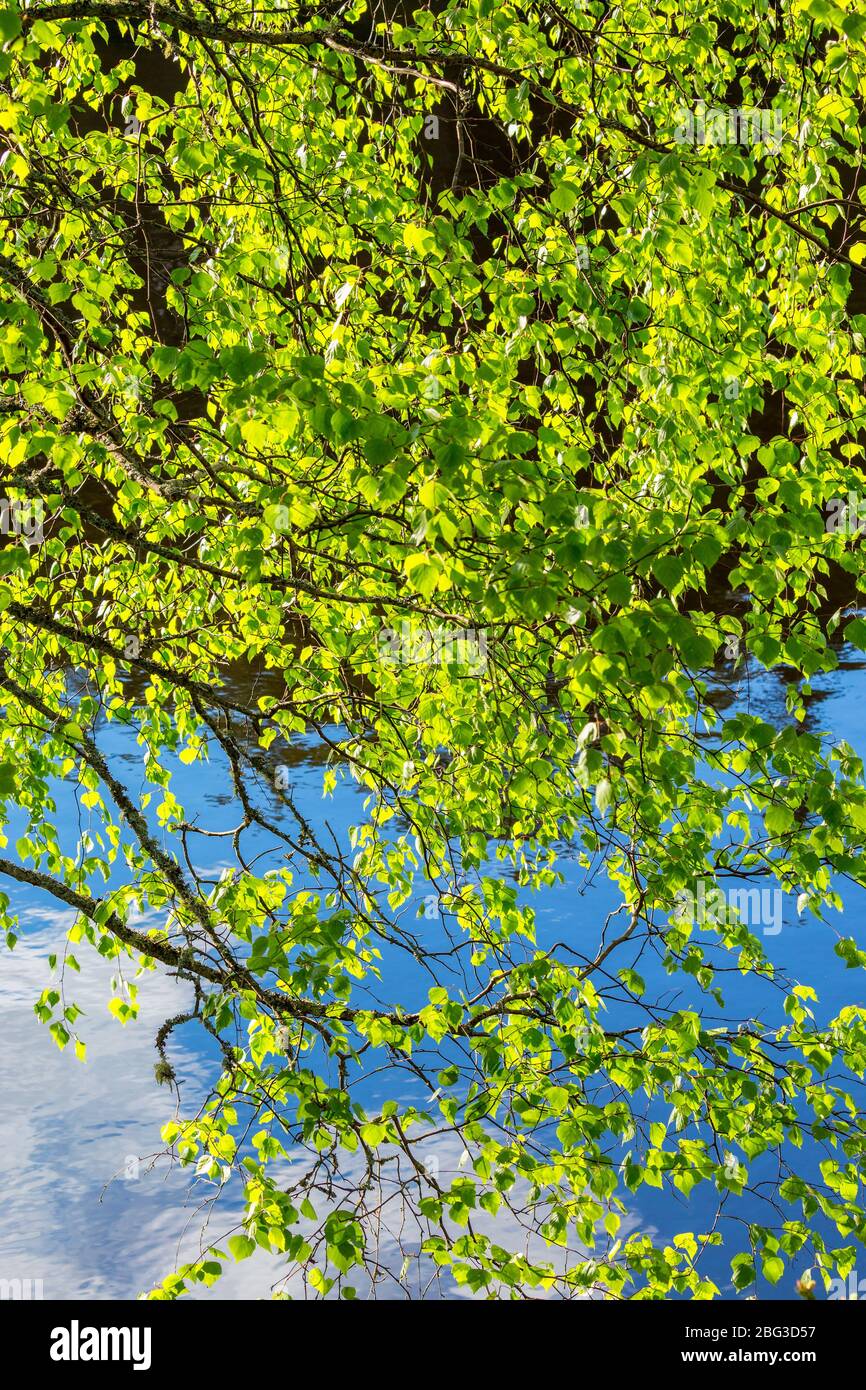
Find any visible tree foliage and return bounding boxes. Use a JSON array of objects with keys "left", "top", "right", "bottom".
[{"left": 2, "top": 0, "right": 866, "bottom": 1298}]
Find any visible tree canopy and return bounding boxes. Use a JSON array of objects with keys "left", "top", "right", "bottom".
[{"left": 2, "top": 0, "right": 866, "bottom": 1299}]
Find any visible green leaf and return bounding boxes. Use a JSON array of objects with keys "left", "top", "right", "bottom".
[
  {"left": 595, "top": 777, "right": 614, "bottom": 813},
  {"left": 0, "top": 10, "right": 21, "bottom": 44},
  {"left": 550, "top": 181, "right": 580, "bottom": 213},
  {"left": 227, "top": 1235, "right": 256, "bottom": 1261}
]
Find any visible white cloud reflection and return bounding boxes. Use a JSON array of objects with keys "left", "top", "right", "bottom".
[{"left": 0, "top": 915, "right": 650, "bottom": 1300}]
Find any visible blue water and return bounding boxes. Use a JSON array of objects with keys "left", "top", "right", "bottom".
[{"left": 1, "top": 653, "right": 864, "bottom": 1299}]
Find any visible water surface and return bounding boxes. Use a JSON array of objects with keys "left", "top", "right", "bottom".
[{"left": 1, "top": 653, "right": 865, "bottom": 1299}]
